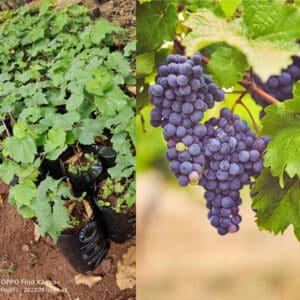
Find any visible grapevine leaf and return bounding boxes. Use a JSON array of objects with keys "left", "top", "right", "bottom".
[
  {"left": 252, "top": 168, "right": 300, "bottom": 241},
  {"left": 66, "top": 93, "right": 84, "bottom": 111},
  {"left": 13, "top": 122, "right": 29, "bottom": 139},
  {"left": 9, "top": 180, "right": 37, "bottom": 207},
  {"left": 242, "top": 0, "right": 300, "bottom": 40},
  {"left": 219, "top": 0, "right": 240, "bottom": 18},
  {"left": 91, "top": 19, "right": 122, "bottom": 44},
  {"left": 106, "top": 107, "right": 135, "bottom": 133},
  {"left": 85, "top": 68, "right": 113, "bottom": 96},
  {"left": 0, "top": 160, "right": 21, "bottom": 184},
  {"left": 137, "top": 2, "right": 178, "bottom": 53},
  {"left": 6, "top": 136, "right": 37, "bottom": 164},
  {"left": 48, "top": 198, "right": 70, "bottom": 242},
  {"left": 207, "top": 46, "right": 248, "bottom": 87},
  {"left": 74, "top": 119, "right": 104, "bottom": 145},
  {"left": 137, "top": 52, "right": 155, "bottom": 78},
  {"left": 33, "top": 178, "right": 70, "bottom": 242},
  {"left": 285, "top": 82, "right": 300, "bottom": 113},
  {"left": 18, "top": 206, "right": 35, "bottom": 219},
  {"left": 106, "top": 51, "right": 131, "bottom": 78},
  {"left": 52, "top": 111, "right": 81, "bottom": 130},
  {"left": 124, "top": 41, "right": 136, "bottom": 57},
  {"left": 182, "top": 10, "right": 300, "bottom": 81},
  {"left": 53, "top": 12, "right": 69, "bottom": 33},
  {"left": 185, "top": 0, "right": 224, "bottom": 16},
  {"left": 39, "top": 0, "right": 53, "bottom": 15},
  {"left": 108, "top": 132, "right": 135, "bottom": 179},
  {"left": 261, "top": 104, "right": 300, "bottom": 185},
  {"left": 95, "top": 85, "right": 129, "bottom": 116},
  {"left": 45, "top": 128, "right": 67, "bottom": 160}
]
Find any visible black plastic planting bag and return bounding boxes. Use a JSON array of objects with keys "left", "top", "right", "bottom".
[
  {"left": 62, "top": 145, "right": 108, "bottom": 197},
  {"left": 94, "top": 201, "right": 136, "bottom": 243},
  {"left": 96, "top": 146, "right": 117, "bottom": 168},
  {"left": 40, "top": 159, "right": 65, "bottom": 180},
  {"left": 57, "top": 220, "right": 109, "bottom": 273},
  {"left": 67, "top": 163, "right": 103, "bottom": 197}
]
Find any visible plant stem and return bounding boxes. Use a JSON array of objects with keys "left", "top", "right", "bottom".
[
  {"left": 238, "top": 79, "right": 279, "bottom": 104},
  {"left": 1, "top": 118, "right": 10, "bottom": 137},
  {"left": 231, "top": 90, "right": 248, "bottom": 112},
  {"left": 173, "top": 39, "right": 185, "bottom": 55},
  {"left": 201, "top": 54, "right": 279, "bottom": 105},
  {"left": 232, "top": 91, "right": 259, "bottom": 134},
  {"left": 140, "top": 112, "right": 147, "bottom": 133},
  {"left": 238, "top": 100, "right": 260, "bottom": 134}
]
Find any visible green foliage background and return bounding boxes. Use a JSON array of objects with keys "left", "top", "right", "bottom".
[{"left": 0, "top": 1, "right": 136, "bottom": 241}]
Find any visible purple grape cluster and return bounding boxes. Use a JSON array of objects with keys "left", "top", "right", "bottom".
[
  {"left": 199, "top": 108, "right": 270, "bottom": 235},
  {"left": 252, "top": 56, "right": 300, "bottom": 117},
  {"left": 149, "top": 53, "right": 225, "bottom": 187},
  {"left": 149, "top": 53, "right": 270, "bottom": 236}
]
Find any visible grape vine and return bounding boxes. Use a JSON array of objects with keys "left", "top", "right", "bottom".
[
  {"left": 149, "top": 53, "right": 269, "bottom": 235},
  {"left": 137, "top": 0, "right": 300, "bottom": 240}
]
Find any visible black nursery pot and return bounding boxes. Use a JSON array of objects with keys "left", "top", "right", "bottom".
[
  {"left": 93, "top": 201, "right": 136, "bottom": 243},
  {"left": 57, "top": 220, "right": 110, "bottom": 273},
  {"left": 96, "top": 145, "right": 117, "bottom": 169},
  {"left": 40, "top": 159, "right": 65, "bottom": 180},
  {"left": 62, "top": 145, "right": 109, "bottom": 197},
  {"left": 84, "top": 145, "right": 117, "bottom": 169}
]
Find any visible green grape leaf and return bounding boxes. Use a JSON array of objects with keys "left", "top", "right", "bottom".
[
  {"left": 91, "top": 19, "right": 122, "bottom": 44},
  {"left": 13, "top": 122, "right": 29, "bottom": 139},
  {"left": 124, "top": 41, "right": 136, "bottom": 57},
  {"left": 106, "top": 107, "right": 135, "bottom": 133},
  {"left": 137, "top": 52, "right": 155, "bottom": 78},
  {"left": 9, "top": 180, "right": 37, "bottom": 207},
  {"left": 108, "top": 131, "right": 135, "bottom": 179},
  {"left": 95, "top": 85, "right": 129, "bottom": 116},
  {"left": 106, "top": 52, "right": 131, "bottom": 78},
  {"left": 185, "top": 0, "right": 224, "bottom": 16},
  {"left": 6, "top": 136, "right": 37, "bottom": 164},
  {"left": 52, "top": 111, "right": 81, "bottom": 130},
  {"left": 47, "top": 198, "right": 70, "bottom": 242},
  {"left": 219, "top": 0, "right": 240, "bottom": 18},
  {"left": 285, "top": 82, "right": 300, "bottom": 113},
  {"left": 85, "top": 68, "right": 113, "bottom": 96},
  {"left": 207, "top": 46, "right": 248, "bottom": 87},
  {"left": 261, "top": 103, "right": 300, "bottom": 186},
  {"left": 33, "top": 178, "right": 70, "bottom": 242},
  {"left": 182, "top": 9, "right": 300, "bottom": 81},
  {"left": 66, "top": 93, "right": 84, "bottom": 111},
  {"left": 242, "top": 0, "right": 300, "bottom": 40},
  {"left": 18, "top": 206, "right": 35, "bottom": 219},
  {"left": 53, "top": 12, "right": 69, "bottom": 33},
  {"left": 137, "top": 2, "right": 178, "bottom": 53},
  {"left": 74, "top": 119, "right": 104, "bottom": 145},
  {"left": 252, "top": 168, "right": 300, "bottom": 241},
  {"left": 39, "top": 0, "right": 53, "bottom": 15},
  {"left": 25, "top": 91, "right": 48, "bottom": 106},
  {"left": 44, "top": 128, "right": 67, "bottom": 160},
  {"left": 0, "top": 160, "right": 21, "bottom": 184}
]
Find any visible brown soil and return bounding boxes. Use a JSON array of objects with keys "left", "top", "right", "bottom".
[
  {"left": 0, "top": 182, "right": 136, "bottom": 299},
  {"left": 81, "top": 0, "right": 136, "bottom": 42}
]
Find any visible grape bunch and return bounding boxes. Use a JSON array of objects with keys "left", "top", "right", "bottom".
[
  {"left": 252, "top": 56, "right": 300, "bottom": 117},
  {"left": 149, "top": 53, "right": 225, "bottom": 187},
  {"left": 149, "top": 53, "right": 270, "bottom": 236},
  {"left": 199, "top": 108, "right": 270, "bottom": 235}
]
